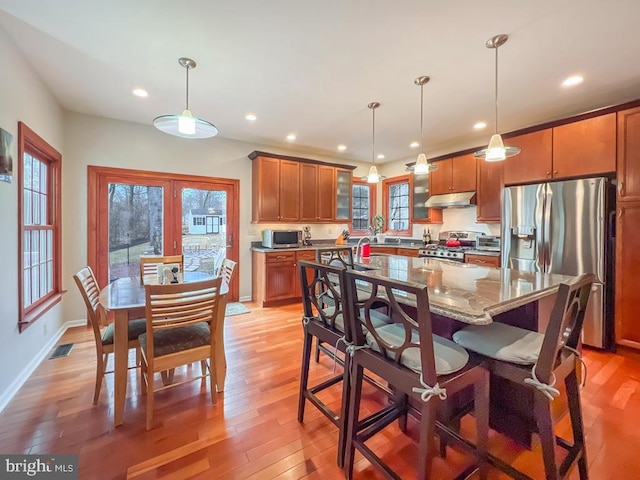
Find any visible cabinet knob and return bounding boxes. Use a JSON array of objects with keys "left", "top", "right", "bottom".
[
  {"left": 619, "top": 181, "right": 625, "bottom": 196},
  {"left": 546, "top": 171, "right": 551, "bottom": 176},
  {"left": 553, "top": 170, "right": 558, "bottom": 175}
]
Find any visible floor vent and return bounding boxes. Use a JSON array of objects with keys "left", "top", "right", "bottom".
[{"left": 49, "top": 343, "right": 74, "bottom": 359}]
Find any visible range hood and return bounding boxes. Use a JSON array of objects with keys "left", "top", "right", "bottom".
[{"left": 425, "top": 191, "right": 476, "bottom": 208}]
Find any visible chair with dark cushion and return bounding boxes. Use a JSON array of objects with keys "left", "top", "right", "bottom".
[
  {"left": 140, "top": 277, "right": 223, "bottom": 430},
  {"left": 452, "top": 273, "right": 594, "bottom": 480},
  {"left": 73, "top": 266, "right": 146, "bottom": 404},
  {"left": 342, "top": 269, "right": 489, "bottom": 480}
]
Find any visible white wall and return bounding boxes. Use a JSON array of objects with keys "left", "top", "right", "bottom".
[{"left": 0, "top": 26, "right": 65, "bottom": 401}]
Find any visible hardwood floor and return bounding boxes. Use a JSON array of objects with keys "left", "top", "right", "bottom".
[{"left": 1, "top": 302, "right": 640, "bottom": 479}]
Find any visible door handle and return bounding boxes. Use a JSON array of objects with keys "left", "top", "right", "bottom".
[{"left": 619, "top": 181, "right": 625, "bottom": 196}]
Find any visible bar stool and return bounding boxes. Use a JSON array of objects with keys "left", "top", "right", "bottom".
[
  {"left": 452, "top": 273, "right": 594, "bottom": 480},
  {"left": 342, "top": 269, "right": 489, "bottom": 480}
]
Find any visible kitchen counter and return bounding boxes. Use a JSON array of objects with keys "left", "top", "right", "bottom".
[
  {"left": 351, "top": 254, "right": 573, "bottom": 325},
  {"left": 464, "top": 249, "right": 500, "bottom": 257},
  {"left": 251, "top": 242, "right": 424, "bottom": 253}
]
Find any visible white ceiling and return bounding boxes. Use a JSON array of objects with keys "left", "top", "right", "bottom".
[{"left": 1, "top": 0, "right": 639, "bottom": 164}]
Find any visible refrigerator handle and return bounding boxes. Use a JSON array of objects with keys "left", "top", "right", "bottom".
[
  {"left": 542, "top": 185, "right": 552, "bottom": 273},
  {"left": 608, "top": 210, "right": 616, "bottom": 238}
]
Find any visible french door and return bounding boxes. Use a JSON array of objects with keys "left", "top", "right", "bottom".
[{"left": 88, "top": 167, "right": 239, "bottom": 301}]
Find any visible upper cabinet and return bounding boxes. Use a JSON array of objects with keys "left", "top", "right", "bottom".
[
  {"left": 411, "top": 173, "right": 442, "bottom": 223},
  {"left": 553, "top": 113, "right": 616, "bottom": 178},
  {"left": 476, "top": 159, "right": 503, "bottom": 223},
  {"left": 335, "top": 169, "right": 352, "bottom": 221},
  {"left": 430, "top": 154, "right": 477, "bottom": 196},
  {"left": 503, "top": 115, "right": 616, "bottom": 185},
  {"left": 617, "top": 107, "right": 640, "bottom": 202},
  {"left": 503, "top": 129, "right": 553, "bottom": 185},
  {"left": 250, "top": 151, "right": 355, "bottom": 223}
]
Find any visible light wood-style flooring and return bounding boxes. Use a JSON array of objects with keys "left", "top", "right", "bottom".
[{"left": 1, "top": 302, "right": 639, "bottom": 479}]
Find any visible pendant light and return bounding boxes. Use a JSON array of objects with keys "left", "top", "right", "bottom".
[
  {"left": 362, "top": 102, "right": 386, "bottom": 184},
  {"left": 153, "top": 57, "right": 219, "bottom": 139},
  {"left": 473, "top": 34, "right": 520, "bottom": 162},
  {"left": 413, "top": 76, "right": 438, "bottom": 174}
]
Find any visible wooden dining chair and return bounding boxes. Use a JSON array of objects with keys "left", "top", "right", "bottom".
[
  {"left": 219, "top": 258, "right": 236, "bottom": 290},
  {"left": 139, "top": 254, "right": 184, "bottom": 284},
  {"left": 73, "top": 266, "right": 147, "bottom": 404},
  {"left": 342, "top": 269, "right": 489, "bottom": 480},
  {"left": 140, "top": 277, "right": 223, "bottom": 430},
  {"left": 452, "top": 273, "right": 595, "bottom": 480}
]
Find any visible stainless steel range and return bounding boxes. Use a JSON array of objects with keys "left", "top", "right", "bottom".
[{"left": 418, "top": 231, "right": 485, "bottom": 262}]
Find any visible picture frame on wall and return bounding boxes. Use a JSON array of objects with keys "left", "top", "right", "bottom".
[{"left": 0, "top": 128, "right": 13, "bottom": 183}]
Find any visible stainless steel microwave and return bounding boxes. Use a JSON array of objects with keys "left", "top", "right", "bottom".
[{"left": 262, "top": 229, "right": 302, "bottom": 249}]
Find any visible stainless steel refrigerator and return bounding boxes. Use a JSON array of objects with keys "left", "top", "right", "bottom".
[{"left": 502, "top": 177, "right": 615, "bottom": 348}]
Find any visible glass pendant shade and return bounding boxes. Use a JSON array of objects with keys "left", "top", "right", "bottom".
[
  {"left": 366, "top": 165, "right": 380, "bottom": 183},
  {"left": 414, "top": 153, "right": 430, "bottom": 174},
  {"left": 153, "top": 57, "right": 218, "bottom": 139}
]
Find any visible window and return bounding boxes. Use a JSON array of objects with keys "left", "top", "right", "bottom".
[
  {"left": 193, "top": 217, "right": 205, "bottom": 226},
  {"left": 383, "top": 175, "right": 411, "bottom": 235},
  {"left": 18, "top": 122, "right": 63, "bottom": 331},
  {"left": 350, "top": 179, "right": 376, "bottom": 234}
]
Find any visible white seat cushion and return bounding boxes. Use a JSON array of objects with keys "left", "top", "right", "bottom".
[
  {"left": 452, "top": 322, "right": 544, "bottom": 365},
  {"left": 316, "top": 306, "right": 392, "bottom": 333},
  {"left": 365, "top": 323, "right": 469, "bottom": 376}
]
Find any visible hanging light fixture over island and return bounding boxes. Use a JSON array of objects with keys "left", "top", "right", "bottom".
[{"left": 474, "top": 34, "right": 520, "bottom": 161}]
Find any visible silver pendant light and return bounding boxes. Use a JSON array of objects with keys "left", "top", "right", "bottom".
[
  {"left": 153, "top": 57, "right": 219, "bottom": 139},
  {"left": 362, "top": 102, "right": 386, "bottom": 184},
  {"left": 413, "top": 76, "right": 438, "bottom": 174},
  {"left": 473, "top": 34, "right": 520, "bottom": 161}
]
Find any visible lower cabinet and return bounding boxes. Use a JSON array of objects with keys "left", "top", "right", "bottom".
[
  {"left": 370, "top": 246, "right": 398, "bottom": 255},
  {"left": 252, "top": 250, "right": 315, "bottom": 307},
  {"left": 396, "top": 248, "right": 419, "bottom": 257},
  {"left": 465, "top": 253, "right": 500, "bottom": 267}
]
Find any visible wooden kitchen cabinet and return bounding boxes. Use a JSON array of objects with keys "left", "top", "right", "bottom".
[
  {"left": 252, "top": 249, "right": 315, "bottom": 307},
  {"left": 279, "top": 160, "right": 300, "bottom": 222},
  {"left": 553, "top": 113, "right": 616, "bottom": 178},
  {"left": 250, "top": 151, "right": 355, "bottom": 223},
  {"left": 300, "top": 164, "right": 334, "bottom": 222},
  {"left": 335, "top": 168, "right": 352, "bottom": 221},
  {"left": 476, "top": 158, "right": 503, "bottom": 222},
  {"left": 617, "top": 107, "right": 640, "bottom": 202},
  {"left": 503, "top": 129, "right": 553, "bottom": 185},
  {"left": 410, "top": 173, "right": 442, "bottom": 223},
  {"left": 396, "top": 248, "right": 419, "bottom": 257},
  {"left": 370, "top": 246, "right": 397, "bottom": 255},
  {"left": 615, "top": 203, "right": 640, "bottom": 349},
  {"left": 430, "top": 154, "right": 477, "bottom": 196},
  {"left": 465, "top": 253, "right": 500, "bottom": 267}
]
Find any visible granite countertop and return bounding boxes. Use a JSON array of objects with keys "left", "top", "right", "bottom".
[
  {"left": 251, "top": 239, "right": 427, "bottom": 253},
  {"left": 464, "top": 249, "right": 501, "bottom": 257},
  {"left": 350, "top": 254, "right": 573, "bottom": 325}
]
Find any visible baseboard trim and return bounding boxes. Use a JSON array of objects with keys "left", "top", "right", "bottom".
[
  {"left": 239, "top": 295, "right": 253, "bottom": 303},
  {"left": 0, "top": 319, "right": 87, "bottom": 414}
]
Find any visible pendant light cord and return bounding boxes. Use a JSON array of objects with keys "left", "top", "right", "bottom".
[
  {"left": 372, "top": 107, "right": 376, "bottom": 165},
  {"left": 185, "top": 64, "right": 190, "bottom": 110},
  {"left": 420, "top": 83, "right": 424, "bottom": 153},
  {"left": 494, "top": 45, "right": 499, "bottom": 135}
]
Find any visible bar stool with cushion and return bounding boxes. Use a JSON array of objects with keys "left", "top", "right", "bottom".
[
  {"left": 73, "top": 266, "right": 147, "bottom": 404},
  {"left": 342, "top": 269, "right": 489, "bottom": 480},
  {"left": 452, "top": 273, "right": 594, "bottom": 480},
  {"left": 140, "top": 277, "right": 223, "bottom": 430},
  {"left": 139, "top": 254, "right": 184, "bottom": 284},
  {"left": 298, "top": 260, "right": 393, "bottom": 467}
]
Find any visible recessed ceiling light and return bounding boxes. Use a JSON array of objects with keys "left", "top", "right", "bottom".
[
  {"left": 337, "top": 145, "right": 347, "bottom": 151},
  {"left": 562, "top": 75, "right": 584, "bottom": 87},
  {"left": 410, "top": 142, "right": 420, "bottom": 148},
  {"left": 473, "top": 121, "right": 487, "bottom": 130},
  {"left": 286, "top": 133, "right": 296, "bottom": 141},
  {"left": 245, "top": 114, "right": 257, "bottom": 121},
  {"left": 132, "top": 88, "right": 148, "bottom": 98},
  {"left": 377, "top": 154, "right": 385, "bottom": 160}
]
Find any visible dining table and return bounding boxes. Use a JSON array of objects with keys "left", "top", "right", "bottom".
[{"left": 98, "top": 271, "right": 229, "bottom": 427}]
